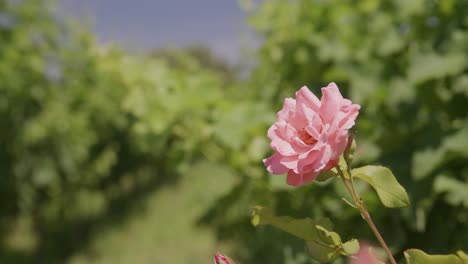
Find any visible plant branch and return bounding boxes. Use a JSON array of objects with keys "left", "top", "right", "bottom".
[
  {"left": 335, "top": 165, "right": 397, "bottom": 264},
  {"left": 335, "top": 166, "right": 358, "bottom": 203},
  {"left": 359, "top": 199, "right": 397, "bottom": 264}
]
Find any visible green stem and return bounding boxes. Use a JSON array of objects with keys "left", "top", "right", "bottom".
[
  {"left": 335, "top": 166, "right": 358, "bottom": 203},
  {"left": 335, "top": 165, "right": 397, "bottom": 264},
  {"left": 347, "top": 166, "right": 359, "bottom": 202}
]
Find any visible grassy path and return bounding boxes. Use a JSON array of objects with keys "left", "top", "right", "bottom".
[{"left": 68, "top": 161, "right": 236, "bottom": 264}]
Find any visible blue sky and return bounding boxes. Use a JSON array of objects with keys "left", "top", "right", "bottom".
[{"left": 60, "top": 0, "right": 254, "bottom": 63}]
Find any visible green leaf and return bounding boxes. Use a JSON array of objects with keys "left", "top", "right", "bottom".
[
  {"left": 316, "top": 169, "right": 338, "bottom": 182},
  {"left": 306, "top": 240, "right": 340, "bottom": 262},
  {"left": 315, "top": 225, "right": 342, "bottom": 245},
  {"left": 342, "top": 239, "right": 360, "bottom": 255},
  {"left": 408, "top": 52, "right": 466, "bottom": 84},
  {"left": 434, "top": 175, "right": 468, "bottom": 207},
  {"left": 251, "top": 206, "right": 336, "bottom": 262},
  {"left": 404, "top": 249, "right": 467, "bottom": 264},
  {"left": 412, "top": 124, "right": 468, "bottom": 180},
  {"left": 251, "top": 206, "right": 332, "bottom": 241},
  {"left": 457, "top": 251, "right": 468, "bottom": 262},
  {"left": 307, "top": 225, "right": 360, "bottom": 261},
  {"left": 251, "top": 206, "right": 359, "bottom": 262},
  {"left": 352, "top": 166, "right": 410, "bottom": 208},
  {"left": 315, "top": 225, "right": 360, "bottom": 255},
  {"left": 412, "top": 148, "right": 444, "bottom": 180}
]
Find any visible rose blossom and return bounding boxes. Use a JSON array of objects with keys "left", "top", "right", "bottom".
[
  {"left": 349, "top": 243, "right": 384, "bottom": 264},
  {"left": 214, "top": 252, "right": 235, "bottom": 264},
  {"left": 263, "top": 82, "right": 360, "bottom": 186}
]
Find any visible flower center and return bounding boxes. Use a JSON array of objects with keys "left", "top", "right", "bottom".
[{"left": 297, "top": 128, "right": 317, "bottom": 145}]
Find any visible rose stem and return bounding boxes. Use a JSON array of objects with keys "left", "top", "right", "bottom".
[{"left": 335, "top": 166, "right": 397, "bottom": 264}]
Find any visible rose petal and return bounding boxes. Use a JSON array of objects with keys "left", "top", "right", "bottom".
[
  {"left": 277, "top": 97, "right": 296, "bottom": 121},
  {"left": 338, "top": 105, "right": 360, "bottom": 129},
  {"left": 320, "top": 82, "right": 344, "bottom": 123},
  {"left": 279, "top": 155, "right": 300, "bottom": 171},
  {"left": 286, "top": 170, "right": 320, "bottom": 186},
  {"left": 269, "top": 122, "right": 303, "bottom": 156},
  {"left": 263, "top": 152, "right": 289, "bottom": 174},
  {"left": 298, "top": 144, "right": 331, "bottom": 173},
  {"left": 296, "top": 86, "right": 321, "bottom": 112}
]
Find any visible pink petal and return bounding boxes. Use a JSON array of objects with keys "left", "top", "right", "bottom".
[
  {"left": 323, "top": 158, "right": 339, "bottom": 171},
  {"left": 293, "top": 103, "right": 311, "bottom": 129},
  {"left": 320, "top": 82, "right": 344, "bottom": 123},
  {"left": 338, "top": 105, "right": 360, "bottom": 129},
  {"left": 268, "top": 122, "right": 303, "bottom": 156},
  {"left": 297, "top": 149, "right": 320, "bottom": 173},
  {"left": 328, "top": 131, "right": 348, "bottom": 161},
  {"left": 296, "top": 86, "right": 321, "bottom": 112},
  {"left": 305, "top": 114, "right": 322, "bottom": 140},
  {"left": 277, "top": 98, "right": 296, "bottom": 121},
  {"left": 298, "top": 144, "right": 331, "bottom": 173},
  {"left": 279, "top": 155, "right": 300, "bottom": 171},
  {"left": 263, "top": 152, "right": 289, "bottom": 174},
  {"left": 270, "top": 136, "right": 297, "bottom": 156},
  {"left": 286, "top": 170, "right": 319, "bottom": 186}
]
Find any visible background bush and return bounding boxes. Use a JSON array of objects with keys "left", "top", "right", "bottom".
[
  {"left": 0, "top": 0, "right": 467, "bottom": 263},
  {"left": 0, "top": 1, "right": 231, "bottom": 262}
]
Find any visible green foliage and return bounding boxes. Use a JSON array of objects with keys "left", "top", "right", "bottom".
[
  {"left": 251, "top": 206, "right": 358, "bottom": 262},
  {"left": 0, "top": 0, "right": 232, "bottom": 262},
  {"left": 310, "top": 225, "right": 359, "bottom": 261},
  {"left": 353, "top": 166, "right": 410, "bottom": 208},
  {"left": 404, "top": 249, "right": 468, "bottom": 264}
]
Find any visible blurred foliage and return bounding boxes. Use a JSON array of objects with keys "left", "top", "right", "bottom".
[
  {"left": 0, "top": 0, "right": 467, "bottom": 263},
  {"left": 150, "top": 45, "right": 236, "bottom": 82},
  {"left": 201, "top": 0, "right": 468, "bottom": 263},
  {"left": 0, "top": 0, "right": 234, "bottom": 262}
]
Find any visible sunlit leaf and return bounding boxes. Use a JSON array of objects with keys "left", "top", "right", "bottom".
[
  {"left": 404, "top": 249, "right": 467, "bottom": 264},
  {"left": 353, "top": 166, "right": 410, "bottom": 208},
  {"left": 342, "top": 239, "right": 360, "bottom": 255}
]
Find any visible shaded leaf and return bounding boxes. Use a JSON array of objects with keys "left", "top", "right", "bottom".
[
  {"left": 316, "top": 170, "right": 338, "bottom": 182},
  {"left": 251, "top": 206, "right": 332, "bottom": 241},
  {"left": 412, "top": 124, "right": 468, "bottom": 180},
  {"left": 408, "top": 53, "right": 465, "bottom": 84},
  {"left": 412, "top": 148, "right": 444, "bottom": 180},
  {"left": 434, "top": 175, "right": 468, "bottom": 207},
  {"left": 251, "top": 206, "right": 359, "bottom": 262},
  {"left": 306, "top": 240, "right": 340, "bottom": 262}
]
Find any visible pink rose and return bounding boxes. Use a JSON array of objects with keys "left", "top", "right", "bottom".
[
  {"left": 349, "top": 243, "right": 384, "bottom": 264},
  {"left": 263, "top": 82, "right": 360, "bottom": 186},
  {"left": 214, "top": 252, "right": 235, "bottom": 264}
]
